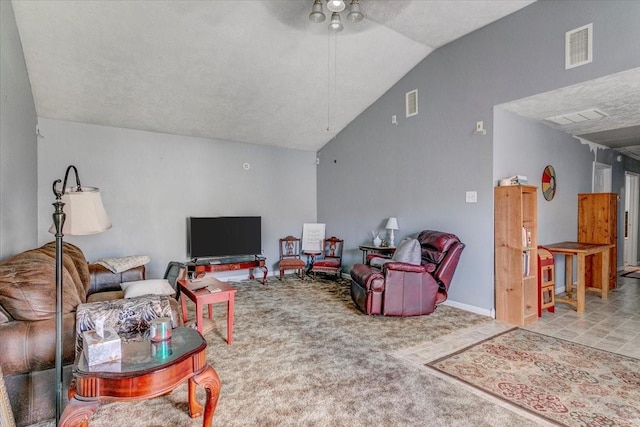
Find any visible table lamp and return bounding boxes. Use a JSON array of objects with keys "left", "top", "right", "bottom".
[
  {"left": 385, "top": 217, "right": 399, "bottom": 247},
  {"left": 50, "top": 165, "right": 111, "bottom": 423}
]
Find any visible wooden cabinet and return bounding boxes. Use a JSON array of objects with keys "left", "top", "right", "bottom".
[
  {"left": 494, "top": 185, "right": 538, "bottom": 326},
  {"left": 578, "top": 193, "right": 617, "bottom": 290}
]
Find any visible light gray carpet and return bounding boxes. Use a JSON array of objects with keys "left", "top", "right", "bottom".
[{"left": 32, "top": 276, "right": 542, "bottom": 426}]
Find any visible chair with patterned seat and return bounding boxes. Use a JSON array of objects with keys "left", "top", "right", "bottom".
[
  {"left": 278, "top": 236, "right": 306, "bottom": 280},
  {"left": 310, "top": 236, "right": 344, "bottom": 279}
]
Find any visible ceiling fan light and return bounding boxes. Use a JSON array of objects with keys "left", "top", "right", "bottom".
[
  {"left": 347, "top": 0, "right": 363, "bottom": 23},
  {"left": 328, "top": 11, "right": 344, "bottom": 32},
  {"left": 326, "top": 0, "right": 346, "bottom": 13},
  {"left": 309, "top": 0, "right": 326, "bottom": 23}
]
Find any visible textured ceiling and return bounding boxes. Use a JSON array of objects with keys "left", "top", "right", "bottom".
[
  {"left": 499, "top": 67, "right": 640, "bottom": 162},
  {"left": 11, "top": 0, "right": 535, "bottom": 151}
]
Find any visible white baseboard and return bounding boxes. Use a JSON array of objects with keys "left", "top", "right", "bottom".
[{"left": 441, "top": 299, "right": 492, "bottom": 318}]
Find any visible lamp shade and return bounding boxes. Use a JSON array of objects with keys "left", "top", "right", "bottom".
[
  {"left": 328, "top": 11, "right": 343, "bottom": 32},
  {"left": 347, "top": 0, "right": 364, "bottom": 23},
  {"left": 385, "top": 217, "right": 399, "bottom": 230},
  {"left": 49, "top": 187, "right": 111, "bottom": 235},
  {"left": 327, "top": 0, "right": 346, "bottom": 13},
  {"left": 309, "top": 0, "right": 326, "bottom": 23}
]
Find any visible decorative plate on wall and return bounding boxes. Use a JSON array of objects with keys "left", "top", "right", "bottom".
[{"left": 541, "top": 165, "right": 556, "bottom": 201}]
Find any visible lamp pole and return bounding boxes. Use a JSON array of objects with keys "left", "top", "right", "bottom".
[
  {"left": 51, "top": 179, "right": 66, "bottom": 425},
  {"left": 50, "top": 165, "right": 111, "bottom": 423}
]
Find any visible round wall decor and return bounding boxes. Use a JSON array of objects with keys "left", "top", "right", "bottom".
[{"left": 541, "top": 165, "right": 556, "bottom": 201}]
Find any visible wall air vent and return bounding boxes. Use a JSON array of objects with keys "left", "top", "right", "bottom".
[
  {"left": 406, "top": 89, "right": 418, "bottom": 118},
  {"left": 546, "top": 108, "right": 608, "bottom": 126},
  {"left": 566, "top": 23, "right": 592, "bottom": 69}
]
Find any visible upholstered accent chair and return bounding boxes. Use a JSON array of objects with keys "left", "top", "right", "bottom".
[
  {"left": 350, "top": 230, "right": 465, "bottom": 316},
  {"left": 310, "top": 236, "right": 344, "bottom": 279},
  {"left": 278, "top": 236, "right": 306, "bottom": 279}
]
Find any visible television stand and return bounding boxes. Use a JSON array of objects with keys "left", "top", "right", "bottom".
[{"left": 187, "top": 255, "right": 268, "bottom": 285}]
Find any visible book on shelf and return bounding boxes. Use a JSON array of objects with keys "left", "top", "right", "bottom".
[
  {"left": 522, "top": 251, "right": 531, "bottom": 277},
  {"left": 521, "top": 227, "right": 532, "bottom": 248}
]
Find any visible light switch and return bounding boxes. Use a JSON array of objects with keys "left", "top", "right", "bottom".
[{"left": 466, "top": 191, "right": 477, "bottom": 203}]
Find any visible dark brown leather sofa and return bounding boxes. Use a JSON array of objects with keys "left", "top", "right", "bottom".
[
  {"left": 350, "top": 230, "right": 465, "bottom": 316},
  {"left": 0, "top": 242, "right": 181, "bottom": 427}
]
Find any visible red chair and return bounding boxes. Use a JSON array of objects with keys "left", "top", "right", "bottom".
[
  {"left": 278, "top": 236, "right": 306, "bottom": 280},
  {"left": 310, "top": 236, "right": 344, "bottom": 279},
  {"left": 350, "top": 230, "right": 465, "bottom": 316}
]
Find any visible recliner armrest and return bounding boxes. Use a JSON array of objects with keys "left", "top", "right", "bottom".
[
  {"left": 350, "top": 264, "right": 385, "bottom": 292},
  {"left": 382, "top": 262, "right": 426, "bottom": 273}
]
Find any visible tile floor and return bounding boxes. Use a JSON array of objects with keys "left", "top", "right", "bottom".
[{"left": 394, "top": 270, "right": 640, "bottom": 364}]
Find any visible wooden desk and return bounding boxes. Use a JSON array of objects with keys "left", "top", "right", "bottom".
[
  {"left": 358, "top": 245, "right": 396, "bottom": 263},
  {"left": 542, "top": 241, "right": 614, "bottom": 313},
  {"left": 178, "top": 278, "right": 237, "bottom": 344}
]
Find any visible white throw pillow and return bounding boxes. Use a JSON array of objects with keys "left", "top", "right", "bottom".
[
  {"left": 391, "top": 238, "right": 422, "bottom": 265},
  {"left": 120, "top": 279, "right": 175, "bottom": 299}
]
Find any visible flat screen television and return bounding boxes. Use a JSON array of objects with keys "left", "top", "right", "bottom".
[{"left": 187, "top": 216, "right": 261, "bottom": 259}]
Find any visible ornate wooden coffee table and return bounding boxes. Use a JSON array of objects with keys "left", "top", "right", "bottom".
[{"left": 59, "top": 327, "right": 220, "bottom": 427}]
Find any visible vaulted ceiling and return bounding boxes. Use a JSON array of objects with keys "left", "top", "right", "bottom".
[
  {"left": 10, "top": 1, "right": 639, "bottom": 159},
  {"left": 11, "top": 0, "right": 534, "bottom": 151}
]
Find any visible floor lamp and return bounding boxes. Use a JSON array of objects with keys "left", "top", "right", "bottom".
[{"left": 51, "top": 165, "right": 111, "bottom": 423}]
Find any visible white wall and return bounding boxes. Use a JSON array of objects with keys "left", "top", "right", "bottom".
[
  {"left": 37, "top": 119, "right": 317, "bottom": 278},
  {"left": 0, "top": 0, "right": 38, "bottom": 259}
]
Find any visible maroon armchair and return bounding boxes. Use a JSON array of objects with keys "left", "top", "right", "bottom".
[{"left": 350, "top": 230, "right": 465, "bottom": 316}]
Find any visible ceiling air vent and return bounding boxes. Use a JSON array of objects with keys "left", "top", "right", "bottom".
[
  {"left": 546, "top": 108, "right": 608, "bottom": 126},
  {"left": 566, "top": 23, "right": 593, "bottom": 69},
  {"left": 406, "top": 89, "right": 418, "bottom": 118}
]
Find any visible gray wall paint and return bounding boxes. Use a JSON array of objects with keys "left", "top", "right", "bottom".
[
  {"left": 596, "top": 146, "right": 640, "bottom": 268},
  {"left": 318, "top": 0, "right": 640, "bottom": 313},
  {"left": 0, "top": 0, "right": 38, "bottom": 259},
  {"left": 37, "top": 119, "right": 317, "bottom": 278}
]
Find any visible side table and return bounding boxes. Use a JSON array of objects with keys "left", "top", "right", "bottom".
[
  {"left": 302, "top": 251, "right": 322, "bottom": 274},
  {"left": 59, "top": 327, "right": 220, "bottom": 427},
  {"left": 358, "top": 245, "right": 396, "bottom": 263},
  {"left": 179, "top": 278, "right": 237, "bottom": 344}
]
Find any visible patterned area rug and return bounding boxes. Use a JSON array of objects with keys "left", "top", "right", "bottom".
[{"left": 427, "top": 328, "right": 640, "bottom": 426}]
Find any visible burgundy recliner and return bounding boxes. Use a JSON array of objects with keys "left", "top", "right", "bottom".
[{"left": 350, "top": 230, "right": 465, "bottom": 316}]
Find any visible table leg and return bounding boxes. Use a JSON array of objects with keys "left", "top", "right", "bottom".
[
  {"left": 188, "top": 378, "right": 203, "bottom": 418},
  {"left": 207, "top": 304, "right": 213, "bottom": 320},
  {"left": 189, "top": 366, "right": 221, "bottom": 427},
  {"left": 181, "top": 294, "right": 189, "bottom": 324},
  {"left": 58, "top": 397, "right": 99, "bottom": 427},
  {"left": 601, "top": 248, "right": 610, "bottom": 299},
  {"left": 564, "top": 254, "right": 574, "bottom": 298},
  {"left": 306, "top": 254, "right": 316, "bottom": 274},
  {"left": 227, "top": 296, "right": 234, "bottom": 345},
  {"left": 195, "top": 300, "right": 204, "bottom": 334},
  {"left": 576, "top": 254, "right": 586, "bottom": 313}
]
